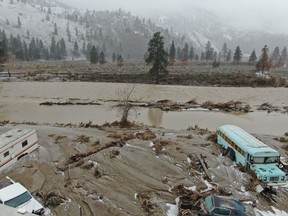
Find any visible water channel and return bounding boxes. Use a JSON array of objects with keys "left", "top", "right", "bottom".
[{"left": 0, "top": 82, "right": 287, "bottom": 136}]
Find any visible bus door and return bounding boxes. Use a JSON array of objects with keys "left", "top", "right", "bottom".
[{"left": 245, "top": 153, "right": 251, "bottom": 171}]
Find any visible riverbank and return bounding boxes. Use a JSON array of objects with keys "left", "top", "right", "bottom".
[{"left": 1, "top": 61, "right": 288, "bottom": 87}]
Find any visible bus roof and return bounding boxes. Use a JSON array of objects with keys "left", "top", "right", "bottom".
[
  {"left": 218, "top": 125, "right": 279, "bottom": 156},
  {"left": 0, "top": 129, "right": 35, "bottom": 149}
]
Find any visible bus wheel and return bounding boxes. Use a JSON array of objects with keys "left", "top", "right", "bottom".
[{"left": 17, "top": 153, "right": 28, "bottom": 160}]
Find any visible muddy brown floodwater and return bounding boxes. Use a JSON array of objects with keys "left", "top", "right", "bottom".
[
  {"left": 0, "top": 82, "right": 288, "bottom": 216},
  {"left": 0, "top": 82, "right": 287, "bottom": 136}
]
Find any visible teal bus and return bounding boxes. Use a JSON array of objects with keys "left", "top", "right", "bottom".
[{"left": 216, "top": 125, "right": 287, "bottom": 185}]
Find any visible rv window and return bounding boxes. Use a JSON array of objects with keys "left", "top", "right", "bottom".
[
  {"left": 4, "top": 151, "right": 9, "bottom": 157},
  {"left": 22, "top": 140, "right": 28, "bottom": 148}
]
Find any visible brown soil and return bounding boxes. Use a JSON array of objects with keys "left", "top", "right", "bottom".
[{"left": 0, "top": 124, "right": 287, "bottom": 216}]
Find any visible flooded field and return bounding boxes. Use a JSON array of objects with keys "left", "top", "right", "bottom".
[{"left": 0, "top": 82, "right": 287, "bottom": 135}]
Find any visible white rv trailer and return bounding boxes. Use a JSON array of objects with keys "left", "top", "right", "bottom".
[{"left": 0, "top": 129, "right": 39, "bottom": 172}]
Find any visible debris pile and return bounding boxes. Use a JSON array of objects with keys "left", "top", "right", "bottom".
[
  {"left": 201, "top": 100, "right": 251, "bottom": 113},
  {"left": 257, "top": 102, "right": 280, "bottom": 113},
  {"left": 135, "top": 129, "right": 157, "bottom": 140},
  {"left": 153, "top": 139, "right": 176, "bottom": 155},
  {"left": 36, "top": 191, "right": 66, "bottom": 208},
  {"left": 136, "top": 193, "right": 158, "bottom": 214}
]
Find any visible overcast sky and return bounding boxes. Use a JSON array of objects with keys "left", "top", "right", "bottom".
[{"left": 59, "top": 0, "right": 288, "bottom": 33}]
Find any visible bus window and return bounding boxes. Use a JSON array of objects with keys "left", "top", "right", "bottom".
[
  {"left": 265, "top": 157, "right": 279, "bottom": 164},
  {"left": 253, "top": 157, "right": 265, "bottom": 163}
]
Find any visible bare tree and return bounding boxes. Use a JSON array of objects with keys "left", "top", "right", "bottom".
[{"left": 113, "top": 85, "right": 138, "bottom": 127}]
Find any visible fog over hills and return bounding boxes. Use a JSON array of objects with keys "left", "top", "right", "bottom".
[{"left": 1, "top": 0, "right": 288, "bottom": 60}]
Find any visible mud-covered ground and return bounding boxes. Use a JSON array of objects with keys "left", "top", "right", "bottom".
[{"left": 0, "top": 124, "right": 287, "bottom": 216}]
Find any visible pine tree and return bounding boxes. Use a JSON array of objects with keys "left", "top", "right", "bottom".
[
  {"left": 23, "top": 41, "right": 29, "bottom": 61},
  {"left": 200, "top": 52, "right": 205, "bottom": 61},
  {"left": 205, "top": 41, "right": 214, "bottom": 61},
  {"left": 53, "top": 23, "right": 58, "bottom": 35},
  {"left": 112, "top": 53, "right": 116, "bottom": 63},
  {"left": 279, "top": 47, "right": 288, "bottom": 66},
  {"left": 233, "top": 46, "right": 242, "bottom": 64},
  {"left": 90, "top": 46, "right": 97, "bottom": 64},
  {"left": 17, "top": 16, "right": 21, "bottom": 27},
  {"left": 176, "top": 47, "right": 181, "bottom": 60},
  {"left": 189, "top": 46, "right": 194, "bottom": 61},
  {"left": 72, "top": 41, "right": 80, "bottom": 58},
  {"left": 270, "top": 46, "right": 280, "bottom": 67},
  {"left": 0, "top": 41, "right": 8, "bottom": 64},
  {"left": 117, "top": 54, "right": 124, "bottom": 67},
  {"left": 249, "top": 49, "right": 257, "bottom": 65},
  {"left": 1, "top": 30, "right": 8, "bottom": 53},
  {"left": 226, "top": 49, "right": 232, "bottom": 62},
  {"left": 195, "top": 54, "right": 199, "bottom": 61},
  {"left": 169, "top": 40, "right": 176, "bottom": 65},
  {"left": 256, "top": 45, "right": 271, "bottom": 73},
  {"left": 60, "top": 38, "right": 67, "bottom": 57},
  {"left": 48, "top": 7, "right": 52, "bottom": 14},
  {"left": 222, "top": 42, "right": 228, "bottom": 61},
  {"left": 181, "top": 43, "right": 189, "bottom": 62},
  {"left": 99, "top": 51, "right": 105, "bottom": 64},
  {"left": 145, "top": 32, "right": 168, "bottom": 84},
  {"left": 50, "top": 36, "right": 56, "bottom": 59}
]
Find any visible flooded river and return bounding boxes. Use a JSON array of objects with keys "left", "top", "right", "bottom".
[{"left": 0, "top": 82, "right": 287, "bottom": 136}]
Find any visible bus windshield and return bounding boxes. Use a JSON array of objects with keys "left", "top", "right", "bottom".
[{"left": 252, "top": 156, "right": 279, "bottom": 164}]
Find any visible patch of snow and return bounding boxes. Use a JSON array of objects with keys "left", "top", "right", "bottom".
[
  {"left": 187, "top": 157, "right": 191, "bottom": 164},
  {"left": 166, "top": 203, "right": 178, "bottom": 216},
  {"left": 254, "top": 207, "right": 288, "bottom": 216},
  {"left": 166, "top": 197, "right": 180, "bottom": 216},
  {"left": 183, "top": 108, "right": 209, "bottom": 111},
  {"left": 134, "top": 193, "right": 138, "bottom": 200},
  {"left": 149, "top": 141, "right": 154, "bottom": 147},
  {"left": 184, "top": 186, "right": 197, "bottom": 191}
]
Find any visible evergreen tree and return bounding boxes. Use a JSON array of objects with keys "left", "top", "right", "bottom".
[
  {"left": 176, "top": 47, "right": 181, "bottom": 60},
  {"left": 200, "top": 52, "right": 205, "bottom": 61},
  {"left": 169, "top": 40, "right": 176, "bottom": 65},
  {"left": 81, "top": 41, "right": 86, "bottom": 54},
  {"left": 279, "top": 46, "right": 288, "bottom": 66},
  {"left": 189, "top": 46, "right": 194, "bottom": 61},
  {"left": 72, "top": 41, "right": 80, "bottom": 58},
  {"left": 117, "top": 54, "right": 124, "bottom": 67},
  {"left": 256, "top": 45, "right": 271, "bottom": 73},
  {"left": 99, "top": 51, "right": 105, "bottom": 64},
  {"left": 145, "top": 32, "right": 168, "bottom": 84},
  {"left": 90, "top": 46, "right": 97, "bottom": 64},
  {"left": 53, "top": 23, "right": 58, "bottom": 35},
  {"left": 66, "top": 24, "right": 71, "bottom": 42},
  {"left": 249, "top": 49, "right": 257, "bottom": 65},
  {"left": 205, "top": 41, "right": 214, "bottom": 61},
  {"left": 233, "top": 46, "right": 242, "bottom": 64},
  {"left": 270, "top": 46, "right": 280, "bottom": 67},
  {"left": 0, "top": 41, "right": 8, "bottom": 64},
  {"left": 112, "top": 52, "right": 116, "bottom": 63},
  {"left": 222, "top": 42, "right": 228, "bottom": 61},
  {"left": 1, "top": 30, "right": 8, "bottom": 52},
  {"left": 17, "top": 16, "right": 21, "bottom": 27},
  {"left": 181, "top": 43, "right": 189, "bottom": 62},
  {"left": 226, "top": 49, "right": 232, "bottom": 62},
  {"left": 48, "top": 7, "right": 52, "bottom": 14},
  {"left": 59, "top": 38, "right": 67, "bottom": 57},
  {"left": 23, "top": 41, "right": 29, "bottom": 61},
  {"left": 50, "top": 36, "right": 56, "bottom": 59},
  {"left": 195, "top": 54, "right": 199, "bottom": 61}
]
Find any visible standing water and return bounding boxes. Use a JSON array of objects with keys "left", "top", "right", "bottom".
[{"left": 0, "top": 82, "right": 287, "bottom": 136}]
